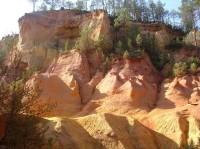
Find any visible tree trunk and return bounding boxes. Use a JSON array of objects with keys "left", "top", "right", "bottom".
[
  {"left": 113, "top": 0, "right": 115, "bottom": 16},
  {"left": 192, "top": 16, "right": 197, "bottom": 50},
  {"left": 33, "top": 2, "right": 36, "bottom": 12},
  {"left": 102, "top": 0, "right": 105, "bottom": 10},
  {"left": 194, "top": 29, "right": 198, "bottom": 50}
]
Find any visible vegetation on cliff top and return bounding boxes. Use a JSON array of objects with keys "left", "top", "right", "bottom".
[
  {"left": 25, "top": 0, "right": 200, "bottom": 76},
  {"left": 28, "top": 0, "right": 200, "bottom": 34}
]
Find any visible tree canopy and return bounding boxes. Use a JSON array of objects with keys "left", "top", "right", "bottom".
[{"left": 30, "top": 0, "right": 200, "bottom": 33}]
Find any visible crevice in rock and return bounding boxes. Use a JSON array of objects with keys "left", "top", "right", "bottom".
[
  {"left": 150, "top": 78, "right": 163, "bottom": 111},
  {"left": 177, "top": 109, "right": 190, "bottom": 147}
]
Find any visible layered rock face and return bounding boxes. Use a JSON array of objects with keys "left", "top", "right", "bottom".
[
  {"left": 158, "top": 75, "right": 200, "bottom": 109},
  {"left": 139, "top": 23, "right": 182, "bottom": 48},
  {"left": 185, "top": 30, "right": 200, "bottom": 47},
  {"left": 32, "top": 50, "right": 159, "bottom": 116},
  {"left": 32, "top": 49, "right": 200, "bottom": 148},
  {"left": 33, "top": 50, "right": 103, "bottom": 116},
  {"left": 4, "top": 10, "right": 199, "bottom": 148},
  {"left": 114, "top": 23, "right": 182, "bottom": 49},
  {"left": 18, "top": 10, "right": 111, "bottom": 68},
  {"left": 79, "top": 54, "right": 160, "bottom": 116}
]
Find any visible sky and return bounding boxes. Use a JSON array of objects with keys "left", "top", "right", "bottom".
[{"left": 0, "top": 0, "right": 181, "bottom": 39}]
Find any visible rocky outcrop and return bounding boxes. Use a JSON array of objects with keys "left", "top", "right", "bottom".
[
  {"left": 45, "top": 117, "right": 103, "bottom": 149},
  {"left": 157, "top": 75, "right": 200, "bottom": 109},
  {"left": 138, "top": 23, "right": 183, "bottom": 49},
  {"left": 46, "top": 114, "right": 160, "bottom": 149},
  {"left": 185, "top": 30, "right": 200, "bottom": 47},
  {"left": 33, "top": 51, "right": 160, "bottom": 116},
  {"left": 31, "top": 50, "right": 103, "bottom": 116},
  {"left": 114, "top": 23, "right": 183, "bottom": 49},
  {"left": 18, "top": 10, "right": 112, "bottom": 68},
  {"left": 22, "top": 50, "right": 200, "bottom": 148},
  {"left": 9, "top": 9, "right": 200, "bottom": 148},
  {"left": 78, "top": 54, "right": 160, "bottom": 116},
  {"left": 38, "top": 49, "right": 200, "bottom": 148},
  {"left": 46, "top": 112, "right": 200, "bottom": 149},
  {"left": 139, "top": 23, "right": 180, "bottom": 48}
]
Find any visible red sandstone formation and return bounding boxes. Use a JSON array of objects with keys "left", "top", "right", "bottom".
[{"left": 0, "top": 10, "right": 200, "bottom": 149}]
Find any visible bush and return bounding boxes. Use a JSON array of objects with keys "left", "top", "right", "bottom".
[
  {"left": 131, "top": 49, "right": 144, "bottom": 60},
  {"left": 64, "top": 40, "right": 74, "bottom": 51},
  {"left": 189, "top": 63, "right": 198, "bottom": 74},
  {"left": 127, "top": 38, "right": 133, "bottom": 51},
  {"left": 127, "top": 25, "right": 140, "bottom": 43},
  {"left": 123, "top": 50, "right": 131, "bottom": 59},
  {"left": 0, "top": 52, "right": 52, "bottom": 149},
  {"left": 149, "top": 50, "right": 170, "bottom": 70},
  {"left": 116, "top": 40, "right": 125, "bottom": 55},
  {"left": 0, "top": 34, "right": 18, "bottom": 61},
  {"left": 165, "top": 70, "right": 173, "bottom": 78},
  {"left": 103, "top": 57, "right": 109, "bottom": 69},
  {"left": 165, "top": 37, "right": 183, "bottom": 50},
  {"left": 101, "top": 53, "right": 110, "bottom": 71},
  {"left": 173, "top": 62, "right": 188, "bottom": 76},
  {"left": 186, "top": 56, "right": 199, "bottom": 66},
  {"left": 77, "top": 24, "right": 92, "bottom": 52},
  {"left": 170, "top": 56, "right": 199, "bottom": 77},
  {"left": 142, "top": 34, "right": 169, "bottom": 70},
  {"left": 136, "top": 34, "right": 143, "bottom": 48},
  {"left": 95, "top": 34, "right": 110, "bottom": 53},
  {"left": 0, "top": 49, "right": 6, "bottom": 61}
]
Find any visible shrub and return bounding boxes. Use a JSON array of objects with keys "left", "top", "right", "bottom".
[
  {"left": 96, "top": 34, "right": 113, "bottom": 56},
  {"left": 103, "top": 57, "right": 109, "bottom": 66},
  {"left": 170, "top": 56, "right": 199, "bottom": 77},
  {"left": 131, "top": 49, "right": 144, "bottom": 60},
  {"left": 0, "top": 49, "right": 6, "bottom": 61},
  {"left": 173, "top": 62, "right": 188, "bottom": 76},
  {"left": 0, "top": 52, "right": 52, "bottom": 149},
  {"left": 149, "top": 49, "right": 170, "bottom": 70},
  {"left": 127, "top": 38, "right": 133, "bottom": 51},
  {"left": 123, "top": 50, "right": 131, "bottom": 59},
  {"left": 0, "top": 34, "right": 18, "bottom": 61},
  {"left": 114, "top": 8, "right": 130, "bottom": 32},
  {"left": 116, "top": 40, "right": 125, "bottom": 55},
  {"left": 186, "top": 56, "right": 199, "bottom": 66},
  {"left": 102, "top": 54, "right": 110, "bottom": 71},
  {"left": 77, "top": 24, "right": 92, "bottom": 52},
  {"left": 96, "top": 35, "right": 105, "bottom": 50},
  {"left": 189, "top": 63, "right": 198, "bottom": 74},
  {"left": 136, "top": 34, "right": 143, "bottom": 48},
  {"left": 64, "top": 40, "right": 74, "bottom": 51},
  {"left": 165, "top": 37, "right": 183, "bottom": 50},
  {"left": 165, "top": 70, "right": 173, "bottom": 78},
  {"left": 142, "top": 34, "right": 169, "bottom": 70},
  {"left": 127, "top": 25, "right": 140, "bottom": 43}
]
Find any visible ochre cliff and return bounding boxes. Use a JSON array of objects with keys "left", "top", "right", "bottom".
[
  {"left": 137, "top": 23, "right": 182, "bottom": 48},
  {"left": 18, "top": 10, "right": 112, "bottom": 68},
  {"left": 1, "top": 10, "right": 200, "bottom": 149},
  {"left": 30, "top": 48, "right": 200, "bottom": 148}
]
